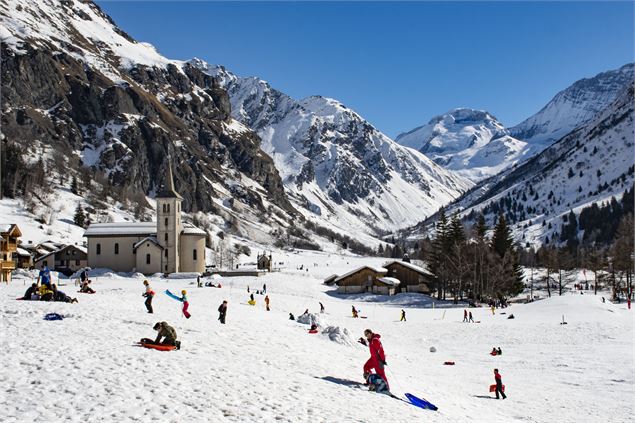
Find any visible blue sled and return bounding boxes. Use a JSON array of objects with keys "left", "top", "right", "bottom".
[
  {"left": 165, "top": 289, "right": 182, "bottom": 302},
  {"left": 405, "top": 393, "right": 438, "bottom": 411}
]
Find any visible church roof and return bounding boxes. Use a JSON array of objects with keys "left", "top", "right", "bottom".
[
  {"left": 182, "top": 224, "right": 206, "bottom": 236},
  {"left": 84, "top": 222, "right": 156, "bottom": 237},
  {"left": 156, "top": 158, "right": 183, "bottom": 200},
  {"left": 133, "top": 236, "right": 163, "bottom": 251}
]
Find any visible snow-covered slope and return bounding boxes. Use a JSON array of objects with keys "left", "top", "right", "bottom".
[
  {"left": 194, "top": 60, "right": 472, "bottom": 235},
  {"left": 396, "top": 108, "right": 531, "bottom": 182},
  {"left": 414, "top": 79, "right": 635, "bottom": 247},
  {"left": 510, "top": 63, "right": 635, "bottom": 149},
  {"left": 1, "top": 255, "right": 632, "bottom": 422}
]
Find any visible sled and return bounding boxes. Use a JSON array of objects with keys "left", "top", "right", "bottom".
[
  {"left": 139, "top": 341, "right": 176, "bottom": 351},
  {"left": 247, "top": 300, "right": 256, "bottom": 306},
  {"left": 490, "top": 352, "right": 498, "bottom": 356},
  {"left": 489, "top": 384, "right": 505, "bottom": 392},
  {"left": 43, "top": 313, "right": 64, "bottom": 321},
  {"left": 308, "top": 329, "right": 318, "bottom": 334},
  {"left": 404, "top": 393, "right": 438, "bottom": 411},
  {"left": 443, "top": 361, "right": 455, "bottom": 365},
  {"left": 165, "top": 290, "right": 182, "bottom": 302}
]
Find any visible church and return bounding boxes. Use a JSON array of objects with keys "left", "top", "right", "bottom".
[{"left": 84, "top": 164, "right": 207, "bottom": 274}]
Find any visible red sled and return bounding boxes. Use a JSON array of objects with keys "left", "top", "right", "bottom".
[
  {"left": 308, "top": 329, "right": 318, "bottom": 334},
  {"left": 139, "top": 342, "right": 176, "bottom": 351},
  {"left": 443, "top": 361, "right": 455, "bottom": 365},
  {"left": 489, "top": 384, "right": 505, "bottom": 392},
  {"left": 490, "top": 352, "right": 498, "bottom": 356}
]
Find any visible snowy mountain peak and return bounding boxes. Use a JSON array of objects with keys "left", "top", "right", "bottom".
[
  {"left": 509, "top": 63, "right": 635, "bottom": 147},
  {"left": 191, "top": 59, "right": 472, "bottom": 235},
  {"left": 396, "top": 108, "right": 526, "bottom": 182}
]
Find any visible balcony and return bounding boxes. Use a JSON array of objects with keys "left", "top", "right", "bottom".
[{"left": 0, "top": 260, "right": 16, "bottom": 270}]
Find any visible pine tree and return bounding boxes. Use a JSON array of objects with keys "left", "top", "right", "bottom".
[
  {"left": 71, "top": 176, "right": 80, "bottom": 195},
  {"left": 491, "top": 212, "right": 513, "bottom": 258},
  {"left": 74, "top": 203, "right": 86, "bottom": 228},
  {"left": 430, "top": 207, "right": 450, "bottom": 299},
  {"left": 474, "top": 213, "right": 487, "bottom": 242}
]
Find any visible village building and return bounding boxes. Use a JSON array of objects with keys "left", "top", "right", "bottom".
[
  {"left": 34, "top": 244, "right": 88, "bottom": 275},
  {"left": 257, "top": 252, "right": 272, "bottom": 271},
  {"left": 383, "top": 260, "right": 434, "bottom": 294},
  {"left": 83, "top": 163, "right": 206, "bottom": 274},
  {"left": 374, "top": 276, "right": 401, "bottom": 295},
  {"left": 0, "top": 224, "right": 22, "bottom": 282},
  {"left": 334, "top": 266, "right": 389, "bottom": 294},
  {"left": 323, "top": 274, "right": 338, "bottom": 286},
  {"left": 13, "top": 247, "right": 33, "bottom": 269}
]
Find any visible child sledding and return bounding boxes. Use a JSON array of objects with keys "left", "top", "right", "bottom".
[{"left": 139, "top": 321, "right": 181, "bottom": 351}]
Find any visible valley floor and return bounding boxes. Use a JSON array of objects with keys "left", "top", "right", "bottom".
[{"left": 0, "top": 252, "right": 633, "bottom": 423}]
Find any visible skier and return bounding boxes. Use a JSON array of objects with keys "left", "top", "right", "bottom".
[
  {"left": 400, "top": 309, "right": 406, "bottom": 322},
  {"left": 218, "top": 300, "right": 228, "bottom": 324},
  {"left": 352, "top": 306, "right": 359, "bottom": 318},
  {"left": 142, "top": 280, "right": 154, "bottom": 314},
  {"left": 463, "top": 309, "right": 468, "bottom": 322},
  {"left": 37, "top": 266, "right": 52, "bottom": 289},
  {"left": 179, "top": 290, "right": 191, "bottom": 319},
  {"left": 493, "top": 368, "right": 506, "bottom": 399},
  {"left": 265, "top": 295, "right": 271, "bottom": 311},
  {"left": 359, "top": 329, "right": 389, "bottom": 389},
  {"left": 320, "top": 302, "right": 325, "bottom": 313},
  {"left": 469, "top": 311, "right": 474, "bottom": 323}
]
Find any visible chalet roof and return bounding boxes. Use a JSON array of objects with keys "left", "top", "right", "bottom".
[
  {"left": 15, "top": 247, "right": 31, "bottom": 256},
  {"left": 84, "top": 222, "right": 156, "bottom": 237},
  {"left": 324, "top": 274, "right": 338, "bottom": 282},
  {"left": 58, "top": 244, "right": 88, "bottom": 255},
  {"left": 377, "top": 277, "right": 401, "bottom": 286},
  {"left": 156, "top": 158, "right": 183, "bottom": 200},
  {"left": 0, "top": 223, "right": 21, "bottom": 237},
  {"left": 334, "top": 266, "right": 387, "bottom": 283},
  {"left": 35, "top": 250, "right": 56, "bottom": 263},
  {"left": 133, "top": 236, "right": 163, "bottom": 251},
  {"left": 182, "top": 224, "right": 206, "bottom": 236},
  {"left": 383, "top": 260, "right": 434, "bottom": 276}
]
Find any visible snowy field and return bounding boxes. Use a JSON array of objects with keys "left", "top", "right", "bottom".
[{"left": 1, "top": 251, "right": 633, "bottom": 423}]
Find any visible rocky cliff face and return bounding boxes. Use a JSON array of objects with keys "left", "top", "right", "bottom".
[
  {"left": 194, "top": 60, "right": 472, "bottom": 235},
  {"left": 1, "top": 0, "right": 293, "bottom": 217}
]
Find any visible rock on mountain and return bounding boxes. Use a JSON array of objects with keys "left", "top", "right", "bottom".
[
  {"left": 414, "top": 77, "right": 635, "bottom": 247},
  {"left": 396, "top": 108, "right": 531, "bottom": 182},
  {"left": 1, "top": 0, "right": 294, "bottom": 223},
  {"left": 192, "top": 60, "right": 472, "bottom": 235},
  {"left": 509, "top": 63, "right": 635, "bottom": 149}
]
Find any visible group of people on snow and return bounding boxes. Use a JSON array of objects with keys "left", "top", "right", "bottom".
[
  {"left": 21, "top": 267, "right": 78, "bottom": 303},
  {"left": 463, "top": 309, "right": 475, "bottom": 322}
]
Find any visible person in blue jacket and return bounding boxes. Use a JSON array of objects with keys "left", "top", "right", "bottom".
[{"left": 37, "top": 266, "right": 52, "bottom": 288}]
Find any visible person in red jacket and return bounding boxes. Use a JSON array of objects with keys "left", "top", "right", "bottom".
[
  {"left": 494, "top": 368, "right": 506, "bottom": 399},
  {"left": 359, "top": 329, "right": 389, "bottom": 389}
]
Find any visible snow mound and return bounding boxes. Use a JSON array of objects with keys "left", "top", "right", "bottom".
[
  {"left": 296, "top": 312, "right": 325, "bottom": 327},
  {"left": 320, "top": 325, "right": 355, "bottom": 346}
]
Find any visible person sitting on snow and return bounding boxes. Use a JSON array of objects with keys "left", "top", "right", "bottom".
[
  {"left": 352, "top": 306, "right": 359, "bottom": 318},
  {"left": 289, "top": 313, "right": 295, "bottom": 320},
  {"left": 39, "top": 283, "right": 54, "bottom": 301},
  {"left": 497, "top": 347, "right": 502, "bottom": 355},
  {"left": 359, "top": 329, "right": 389, "bottom": 389},
  {"left": 80, "top": 280, "right": 95, "bottom": 294},
  {"left": 146, "top": 321, "right": 180, "bottom": 349},
  {"left": 23, "top": 283, "right": 38, "bottom": 300},
  {"left": 491, "top": 347, "right": 498, "bottom": 356},
  {"left": 366, "top": 373, "right": 389, "bottom": 393}
]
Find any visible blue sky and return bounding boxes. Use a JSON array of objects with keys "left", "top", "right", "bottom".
[{"left": 98, "top": 1, "right": 634, "bottom": 137}]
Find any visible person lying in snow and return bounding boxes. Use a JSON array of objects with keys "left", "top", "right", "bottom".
[
  {"left": 52, "top": 284, "right": 78, "bottom": 303},
  {"left": 366, "top": 373, "right": 389, "bottom": 393},
  {"left": 39, "top": 283, "right": 54, "bottom": 301},
  {"left": 142, "top": 321, "right": 180, "bottom": 349}
]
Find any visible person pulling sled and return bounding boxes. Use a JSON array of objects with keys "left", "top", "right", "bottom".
[{"left": 359, "top": 329, "right": 389, "bottom": 390}]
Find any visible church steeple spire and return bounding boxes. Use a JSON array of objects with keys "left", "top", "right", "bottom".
[{"left": 156, "top": 155, "right": 183, "bottom": 200}]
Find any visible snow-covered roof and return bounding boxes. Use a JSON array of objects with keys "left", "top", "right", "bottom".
[
  {"left": 377, "top": 277, "right": 401, "bottom": 286},
  {"left": 0, "top": 223, "right": 20, "bottom": 235},
  {"left": 35, "top": 250, "right": 56, "bottom": 263},
  {"left": 15, "top": 247, "right": 31, "bottom": 256},
  {"left": 182, "top": 224, "right": 206, "bottom": 236},
  {"left": 383, "top": 260, "right": 434, "bottom": 276},
  {"left": 58, "top": 244, "right": 87, "bottom": 255},
  {"left": 334, "top": 266, "right": 387, "bottom": 283},
  {"left": 84, "top": 222, "right": 156, "bottom": 237},
  {"left": 324, "top": 274, "right": 338, "bottom": 281},
  {"left": 133, "top": 237, "right": 163, "bottom": 251}
]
